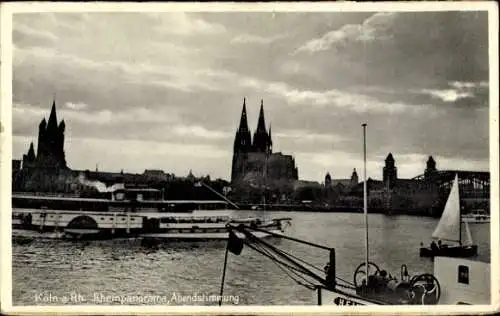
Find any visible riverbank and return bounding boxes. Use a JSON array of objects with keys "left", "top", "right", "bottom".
[
  {"left": 11, "top": 193, "right": 439, "bottom": 218},
  {"left": 234, "top": 203, "right": 439, "bottom": 217}
]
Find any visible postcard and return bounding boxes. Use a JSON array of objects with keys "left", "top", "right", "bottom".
[{"left": 1, "top": 2, "right": 498, "bottom": 315}]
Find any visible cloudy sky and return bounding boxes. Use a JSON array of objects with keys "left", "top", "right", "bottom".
[{"left": 12, "top": 9, "right": 491, "bottom": 182}]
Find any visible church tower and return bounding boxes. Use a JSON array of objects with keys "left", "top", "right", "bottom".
[
  {"left": 57, "top": 119, "right": 67, "bottom": 168},
  {"left": 32, "top": 99, "right": 68, "bottom": 169},
  {"left": 231, "top": 98, "right": 252, "bottom": 182},
  {"left": 233, "top": 98, "right": 252, "bottom": 153},
  {"left": 383, "top": 153, "right": 397, "bottom": 189},
  {"left": 230, "top": 97, "right": 299, "bottom": 187},
  {"left": 325, "top": 172, "right": 332, "bottom": 187},
  {"left": 350, "top": 168, "right": 359, "bottom": 186},
  {"left": 47, "top": 100, "right": 58, "bottom": 133},
  {"left": 424, "top": 156, "right": 438, "bottom": 181},
  {"left": 22, "top": 142, "right": 36, "bottom": 169},
  {"left": 268, "top": 124, "right": 273, "bottom": 153},
  {"left": 37, "top": 118, "right": 47, "bottom": 158},
  {"left": 252, "top": 100, "right": 272, "bottom": 154}
]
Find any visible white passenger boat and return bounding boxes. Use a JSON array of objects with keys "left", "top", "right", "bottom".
[
  {"left": 12, "top": 179, "right": 291, "bottom": 242},
  {"left": 462, "top": 209, "right": 490, "bottom": 224},
  {"left": 12, "top": 208, "right": 291, "bottom": 242}
]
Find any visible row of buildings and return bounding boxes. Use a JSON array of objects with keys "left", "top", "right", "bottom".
[{"left": 12, "top": 98, "right": 488, "bottom": 213}]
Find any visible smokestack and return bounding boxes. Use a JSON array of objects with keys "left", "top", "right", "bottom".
[{"left": 78, "top": 174, "right": 123, "bottom": 193}]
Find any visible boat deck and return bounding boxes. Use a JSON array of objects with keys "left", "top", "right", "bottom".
[
  {"left": 12, "top": 208, "right": 237, "bottom": 218},
  {"left": 12, "top": 195, "right": 228, "bottom": 205}
]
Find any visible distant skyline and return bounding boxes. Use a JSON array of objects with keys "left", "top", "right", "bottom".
[{"left": 11, "top": 9, "right": 491, "bottom": 181}]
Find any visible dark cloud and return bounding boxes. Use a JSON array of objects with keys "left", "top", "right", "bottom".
[
  {"left": 11, "top": 10, "right": 491, "bottom": 181},
  {"left": 291, "top": 11, "right": 488, "bottom": 90}
]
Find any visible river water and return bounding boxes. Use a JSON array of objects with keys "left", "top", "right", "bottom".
[{"left": 12, "top": 210, "right": 490, "bottom": 306}]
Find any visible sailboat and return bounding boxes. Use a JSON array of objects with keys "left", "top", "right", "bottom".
[{"left": 419, "top": 174, "right": 478, "bottom": 258}]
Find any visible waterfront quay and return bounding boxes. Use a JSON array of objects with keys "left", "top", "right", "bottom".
[
  {"left": 11, "top": 193, "right": 485, "bottom": 218},
  {"left": 11, "top": 166, "right": 490, "bottom": 218},
  {"left": 234, "top": 203, "right": 438, "bottom": 217}
]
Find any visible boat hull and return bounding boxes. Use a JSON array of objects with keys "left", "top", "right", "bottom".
[
  {"left": 317, "top": 287, "right": 378, "bottom": 305},
  {"left": 433, "top": 256, "right": 490, "bottom": 304},
  {"left": 419, "top": 245, "right": 478, "bottom": 258},
  {"left": 12, "top": 228, "right": 282, "bottom": 243},
  {"left": 318, "top": 256, "right": 491, "bottom": 305},
  {"left": 12, "top": 209, "right": 291, "bottom": 242}
]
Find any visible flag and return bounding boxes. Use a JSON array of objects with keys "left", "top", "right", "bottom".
[{"left": 227, "top": 230, "right": 244, "bottom": 255}]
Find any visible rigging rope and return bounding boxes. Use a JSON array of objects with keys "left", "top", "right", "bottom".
[
  {"left": 234, "top": 226, "right": 360, "bottom": 293},
  {"left": 335, "top": 275, "right": 355, "bottom": 287},
  {"left": 245, "top": 242, "right": 319, "bottom": 290},
  {"left": 247, "top": 242, "right": 315, "bottom": 279},
  {"left": 243, "top": 233, "right": 327, "bottom": 285},
  {"left": 254, "top": 244, "right": 317, "bottom": 290},
  {"left": 268, "top": 241, "right": 356, "bottom": 287},
  {"left": 269, "top": 243, "right": 325, "bottom": 273},
  {"left": 242, "top": 227, "right": 356, "bottom": 289},
  {"left": 244, "top": 226, "right": 358, "bottom": 288}
]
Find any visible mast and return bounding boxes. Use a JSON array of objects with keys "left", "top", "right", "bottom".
[
  {"left": 362, "top": 123, "right": 369, "bottom": 285},
  {"left": 458, "top": 176, "right": 462, "bottom": 245},
  {"left": 464, "top": 219, "right": 473, "bottom": 245},
  {"left": 197, "top": 181, "right": 240, "bottom": 210},
  {"left": 264, "top": 153, "right": 268, "bottom": 211}
]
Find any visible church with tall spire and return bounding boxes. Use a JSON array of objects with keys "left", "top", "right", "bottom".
[
  {"left": 22, "top": 99, "right": 68, "bottom": 170},
  {"left": 252, "top": 100, "right": 273, "bottom": 154},
  {"left": 231, "top": 98, "right": 297, "bottom": 184}
]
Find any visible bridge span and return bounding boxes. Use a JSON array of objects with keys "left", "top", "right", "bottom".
[{"left": 412, "top": 170, "right": 490, "bottom": 203}]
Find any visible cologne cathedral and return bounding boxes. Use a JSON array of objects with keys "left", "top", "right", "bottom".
[{"left": 231, "top": 98, "right": 298, "bottom": 184}]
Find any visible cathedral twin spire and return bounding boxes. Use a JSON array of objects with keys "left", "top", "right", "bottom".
[
  {"left": 256, "top": 99, "right": 266, "bottom": 133},
  {"left": 234, "top": 98, "right": 272, "bottom": 154},
  {"left": 238, "top": 98, "right": 249, "bottom": 132},
  {"left": 234, "top": 98, "right": 252, "bottom": 152}
]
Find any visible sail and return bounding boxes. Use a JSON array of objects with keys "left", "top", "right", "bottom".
[
  {"left": 463, "top": 220, "right": 474, "bottom": 245},
  {"left": 432, "top": 174, "right": 461, "bottom": 242}
]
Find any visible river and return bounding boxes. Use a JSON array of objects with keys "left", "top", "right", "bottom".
[{"left": 12, "top": 210, "right": 490, "bottom": 305}]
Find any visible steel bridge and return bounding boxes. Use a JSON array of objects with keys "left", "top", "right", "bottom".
[{"left": 413, "top": 170, "right": 490, "bottom": 203}]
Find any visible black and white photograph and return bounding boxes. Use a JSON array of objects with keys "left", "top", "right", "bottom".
[{"left": 1, "top": 1, "right": 498, "bottom": 314}]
